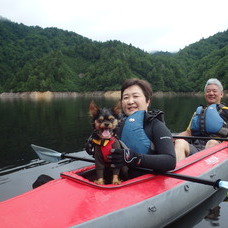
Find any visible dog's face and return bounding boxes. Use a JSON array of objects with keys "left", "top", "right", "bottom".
[{"left": 89, "top": 101, "right": 121, "bottom": 139}]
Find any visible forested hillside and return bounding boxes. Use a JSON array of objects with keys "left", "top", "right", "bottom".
[
  {"left": 176, "top": 31, "right": 228, "bottom": 91},
  {"left": 0, "top": 17, "right": 227, "bottom": 92}
]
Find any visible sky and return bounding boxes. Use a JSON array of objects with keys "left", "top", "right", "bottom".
[{"left": 1, "top": 0, "right": 228, "bottom": 52}]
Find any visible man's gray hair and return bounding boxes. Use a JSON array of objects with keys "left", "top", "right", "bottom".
[{"left": 204, "top": 78, "right": 223, "bottom": 92}]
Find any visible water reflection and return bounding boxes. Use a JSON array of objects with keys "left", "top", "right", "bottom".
[
  {"left": 152, "top": 95, "right": 205, "bottom": 133},
  {"left": 0, "top": 95, "right": 227, "bottom": 169},
  {"left": 0, "top": 97, "right": 120, "bottom": 168}
]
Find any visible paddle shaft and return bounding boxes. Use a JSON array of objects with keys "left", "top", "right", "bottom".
[
  {"left": 62, "top": 154, "right": 95, "bottom": 163},
  {"left": 62, "top": 154, "right": 220, "bottom": 188},
  {"left": 138, "top": 167, "right": 220, "bottom": 189},
  {"left": 173, "top": 135, "right": 228, "bottom": 141}
]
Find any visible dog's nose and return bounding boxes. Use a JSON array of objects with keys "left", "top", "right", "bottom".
[{"left": 104, "top": 122, "right": 109, "bottom": 127}]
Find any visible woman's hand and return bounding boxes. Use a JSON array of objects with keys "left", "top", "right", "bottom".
[{"left": 109, "top": 148, "right": 142, "bottom": 168}]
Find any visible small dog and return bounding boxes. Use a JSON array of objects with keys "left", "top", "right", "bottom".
[{"left": 89, "top": 101, "right": 123, "bottom": 185}]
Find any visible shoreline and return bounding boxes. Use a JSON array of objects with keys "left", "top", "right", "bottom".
[
  {"left": 0, "top": 91, "right": 206, "bottom": 100},
  {"left": 0, "top": 91, "right": 206, "bottom": 101}
]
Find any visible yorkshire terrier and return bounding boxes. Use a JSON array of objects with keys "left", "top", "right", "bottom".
[{"left": 88, "top": 101, "right": 124, "bottom": 185}]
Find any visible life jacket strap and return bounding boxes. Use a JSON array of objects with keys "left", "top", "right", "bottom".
[
  {"left": 199, "top": 106, "right": 206, "bottom": 135},
  {"left": 92, "top": 138, "right": 110, "bottom": 147}
]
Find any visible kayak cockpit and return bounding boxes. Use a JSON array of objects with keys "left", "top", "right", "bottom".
[
  {"left": 60, "top": 142, "right": 228, "bottom": 189},
  {"left": 60, "top": 165, "right": 157, "bottom": 189}
]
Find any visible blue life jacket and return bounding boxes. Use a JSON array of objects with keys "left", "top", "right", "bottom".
[
  {"left": 190, "top": 104, "right": 225, "bottom": 136},
  {"left": 121, "top": 111, "right": 151, "bottom": 154}
]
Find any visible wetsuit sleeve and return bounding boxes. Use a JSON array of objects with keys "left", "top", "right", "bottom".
[{"left": 139, "top": 119, "right": 176, "bottom": 172}]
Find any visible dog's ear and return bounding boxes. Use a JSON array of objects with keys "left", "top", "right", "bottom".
[
  {"left": 89, "top": 101, "right": 99, "bottom": 117},
  {"left": 112, "top": 101, "right": 122, "bottom": 117}
]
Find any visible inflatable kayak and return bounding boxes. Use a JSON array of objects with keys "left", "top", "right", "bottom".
[{"left": 0, "top": 142, "right": 228, "bottom": 228}]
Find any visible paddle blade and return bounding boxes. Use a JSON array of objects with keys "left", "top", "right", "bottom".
[
  {"left": 31, "top": 144, "right": 62, "bottom": 163},
  {"left": 218, "top": 181, "right": 228, "bottom": 190}
]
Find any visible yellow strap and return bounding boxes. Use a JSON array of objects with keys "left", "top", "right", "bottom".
[{"left": 92, "top": 139, "right": 110, "bottom": 146}]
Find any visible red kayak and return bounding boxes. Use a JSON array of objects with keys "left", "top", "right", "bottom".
[{"left": 0, "top": 142, "right": 228, "bottom": 228}]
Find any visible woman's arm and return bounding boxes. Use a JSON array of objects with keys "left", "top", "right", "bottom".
[{"left": 140, "top": 119, "right": 176, "bottom": 171}]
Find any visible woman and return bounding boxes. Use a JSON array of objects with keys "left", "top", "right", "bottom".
[{"left": 109, "top": 78, "right": 176, "bottom": 172}]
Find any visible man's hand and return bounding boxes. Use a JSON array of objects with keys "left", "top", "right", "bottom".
[{"left": 109, "top": 148, "right": 141, "bottom": 168}]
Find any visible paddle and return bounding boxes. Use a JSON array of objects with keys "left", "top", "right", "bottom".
[
  {"left": 173, "top": 135, "right": 228, "bottom": 141},
  {"left": 31, "top": 144, "right": 95, "bottom": 163},
  {"left": 31, "top": 144, "right": 228, "bottom": 190}
]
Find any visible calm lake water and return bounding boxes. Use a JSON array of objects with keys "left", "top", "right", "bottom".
[{"left": 0, "top": 95, "right": 228, "bottom": 227}]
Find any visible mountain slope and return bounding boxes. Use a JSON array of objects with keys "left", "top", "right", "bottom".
[{"left": 0, "top": 18, "right": 227, "bottom": 92}]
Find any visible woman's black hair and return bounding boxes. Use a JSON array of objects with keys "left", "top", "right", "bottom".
[{"left": 121, "top": 78, "right": 152, "bottom": 102}]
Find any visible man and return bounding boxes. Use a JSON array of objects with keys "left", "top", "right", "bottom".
[{"left": 175, "top": 78, "right": 228, "bottom": 161}]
